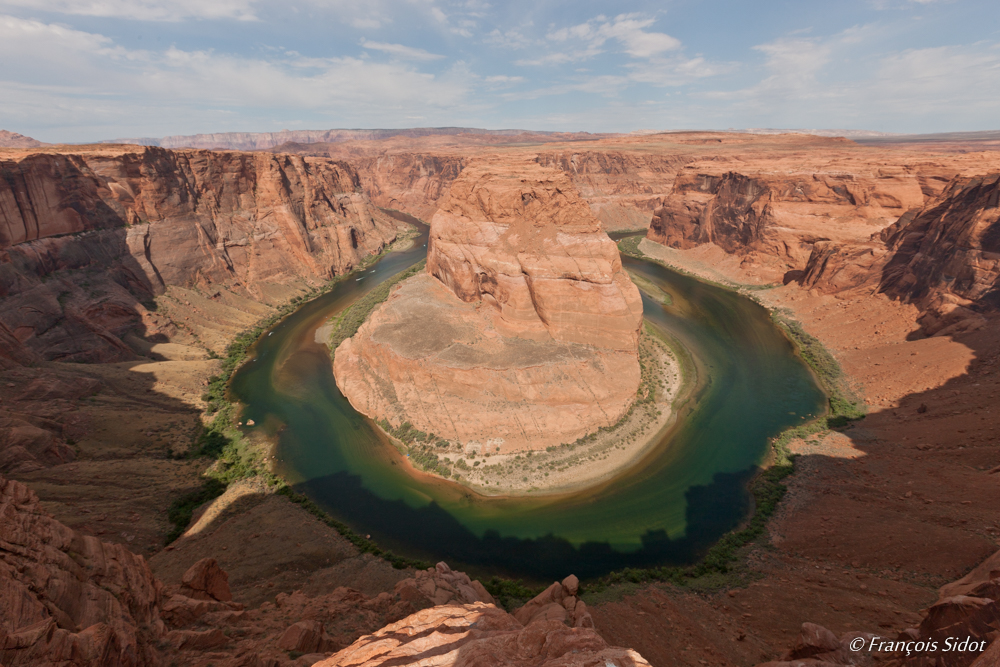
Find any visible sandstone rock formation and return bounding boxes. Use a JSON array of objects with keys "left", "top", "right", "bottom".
[
  {"left": 647, "top": 166, "right": 927, "bottom": 280},
  {"left": 316, "top": 602, "right": 651, "bottom": 667},
  {"left": 0, "top": 474, "right": 165, "bottom": 665},
  {"left": 0, "top": 145, "right": 399, "bottom": 364},
  {"left": 753, "top": 550, "right": 1000, "bottom": 667},
  {"left": 799, "top": 173, "right": 1000, "bottom": 336},
  {"left": 394, "top": 561, "right": 496, "bottom": 607},
  {"left": 513, "top": 574, "right": 594, "bottom": 629},
  {"left": 180, "top": 557, "right": 233, "bottom": 602},
  {"left": 334, "top": 161, "right": 644, "bottom": 451}
]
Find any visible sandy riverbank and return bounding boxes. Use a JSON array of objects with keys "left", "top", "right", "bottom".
[{"left": 382, "top": 325, "right": 689, "bottom": 497}]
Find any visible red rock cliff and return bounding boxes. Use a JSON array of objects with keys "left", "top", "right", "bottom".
[
  {"left": 800, "top": 173, "right": 1000, "bottom": 336},
  {"left": 0, "top": 146, "right": 399, "bottom": 362},
  {"left": 427, "top": 161, "right": 644, "bottom": 351}
]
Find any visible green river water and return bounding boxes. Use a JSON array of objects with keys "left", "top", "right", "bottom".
[{"left": 229, "top": 221, "right": 825, "bottom": 581}]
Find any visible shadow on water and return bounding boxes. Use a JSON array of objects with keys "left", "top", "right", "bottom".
[{"left": 295, "top": 466, "right": 756, "bottom": 581}]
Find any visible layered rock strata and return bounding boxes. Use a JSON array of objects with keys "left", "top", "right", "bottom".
[
  {"left": 317, "top": 601, "right": 649, "bottom": 667},
  {"left": 0, "top": 145, "right": 399, "bottom": 364},
  {"left": 334, "top": 162, "right": 644, "bottom": 452},
  {"left": 2, "top": 470, "right": 651, "bottom": 666},
  {"left": 0, "top": 474, "right": 166, "bottom": 665},
  {"left": 799, "top": 173, "right": 1000, "bottom": 336},
  {"left": 647, "top": 166, "right": 928, "bottom": 280}
]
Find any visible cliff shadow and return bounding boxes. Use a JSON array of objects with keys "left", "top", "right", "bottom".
[{"left": 292, "top": 465, "right": 757, "bottom": 583}]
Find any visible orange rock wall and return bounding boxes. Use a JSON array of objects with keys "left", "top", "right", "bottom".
[
  {"left": 0, "top": 147, "right": 399, "bottom": 362},
  {"left": 427, "top": 162, "right": 644, "bottom": 351}
]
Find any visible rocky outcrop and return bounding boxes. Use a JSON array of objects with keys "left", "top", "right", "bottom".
[
  {"left": 879, "top": 173, "right": 1000, "bottom": 304},
  {"left": 334, "top": 161, "right": 644, "bottom": 451},
  {"left": 316, "top": 601, "right": 651, "bottom": 667},
  {"left": 754, "top": 622, "right": 878, "bottom": 667},
  {"left": 513, "top": 574, "right": 594, "bottom": 629},
  {"left": 0, "top": 474, "right": 165, "bottom": 666},
  {"left": 0, "top": 146, "right": 399, "bottom": 363},
  {"left": 647, "top": 165, "right": 928, "bottom": 281},
  {"left": 755, "top": 551, "right": 1000, "bottom": 667},
  {"left": 799, "top": 173, "right": 1000, "bottom": 335},
  {"left": 394, "top": 561, "right": 495, "bottom": 607}
]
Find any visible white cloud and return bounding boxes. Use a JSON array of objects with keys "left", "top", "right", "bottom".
[
  {"left": 698, "top": 28, "right": 1000, "bottom": 131},
  {"left": 360, "top": 39, "right": 445, "bottom": 61},
  {"left": 484, "top": 75, "right": 523, "bottom": 83},
  {"left": 543, "top": 13, "right": 681, "bottom": 62},
  {"left": 484, "top": 27, "right": 533, "bottom": 49},
  {"left": 0, "top": 14, "right": 473, "bottom": 138},
  {"left": 0, "top": 0, "right": 258, "bottom": 21}
]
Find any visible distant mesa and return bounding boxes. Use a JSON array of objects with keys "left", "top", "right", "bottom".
[
  {"left": 97, "top": 127, "right": 612, "bottom": 152},
  {"left": 0, "top": 130, "right": 46, "bottom": 148}
]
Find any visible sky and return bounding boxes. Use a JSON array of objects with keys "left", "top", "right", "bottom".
[{"left": 0, "top": 0, "right": 998, "bottom": 142}]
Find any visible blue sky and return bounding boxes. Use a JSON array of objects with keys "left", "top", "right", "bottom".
[{"left": 1, "top": 0, "right": 998, "bottom": 142}]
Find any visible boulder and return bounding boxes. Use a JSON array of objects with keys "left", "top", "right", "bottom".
[
  {"left": 277, "top": 620, "right": 339, "bottom": 654},
  {"left": 181, "top": 558, "right": 233, "bottom": 602}
]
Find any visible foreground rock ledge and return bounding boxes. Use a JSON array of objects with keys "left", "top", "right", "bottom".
[{"left": 333, "top": 161, "right": 644, "bottom": 452}]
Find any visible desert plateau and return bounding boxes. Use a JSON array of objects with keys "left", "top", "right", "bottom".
[{"left": 3, "top": 2, "right": 1000, "bottom": 666}]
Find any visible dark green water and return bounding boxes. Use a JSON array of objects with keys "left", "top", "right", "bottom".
[{"left": 229, "top": 223, "right": 825, "bottom": 581}]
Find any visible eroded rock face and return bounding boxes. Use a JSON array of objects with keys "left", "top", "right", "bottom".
[
  {"left": 334, "top": 162, "right": 643, "bottom": 451},
  {"left": 799, "top": 173, "right": 1000, "bottom": 336},
  {"left": 394, "top": 561, "right": 496, "bottom": 608},
  {"left": 427, "top": 162, "right": 643, "bottom": 351},
  {"left": 316, "top": 601, "right": 651, "bottom": 667},
  {"left": 0, "top": 474, "right": 165, "bottom": 666},
  {"left": 0, "top": 146, "right": 399, "bottom": 364},
  {"left": 647, "top": 165, "right": 928, "bottom": 282}
]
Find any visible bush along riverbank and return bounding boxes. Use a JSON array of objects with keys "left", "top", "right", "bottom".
[
  {"left": 582, "top": 236, "right": 867, "bottom": 600},
  {"left": 326, "top": 259, "right": 426, "bottom": 352},
  {"left": 163, "top": 229, "right": 431, "bottom": 570}
]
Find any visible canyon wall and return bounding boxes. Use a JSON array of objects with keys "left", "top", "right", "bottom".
[
  {"left": 274, "top": 140, "right": 694, "bottom": 230},
  {"left": 534, "top": 151, "right": 692, "bottom": 230},
  {"left": 0, "top": 474, "right": 165, "bottom": 665},
  {"left": 799, "top": 172, "right": 1000, "bottom": 336},
  {"left": 646, "top": 165, "right": 931, "bottom": 281},
  {"left": 334, "top": 161, "right": 644, "bottom": 452},
  {"left": 0, "top": 146, "right": 399, "bottom": 363}
]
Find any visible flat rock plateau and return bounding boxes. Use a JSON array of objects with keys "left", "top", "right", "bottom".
[
  {"left": 2, "top": 129, "right": 1000, "bottom": 667},
  {"left": 334, "top": 160, "right": 645, "bottom": 457}
]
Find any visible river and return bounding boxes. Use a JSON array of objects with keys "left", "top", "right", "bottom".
[{"left": 229, "top": 218, "right": 825, "bottom": 581}]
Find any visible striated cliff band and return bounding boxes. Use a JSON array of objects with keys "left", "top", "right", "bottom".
[
  {"left": 0, "top": 144, "right": 400, "bottom": 363},
  {"left": 334, "top": 161, "right": 654, "bottom": 463}
]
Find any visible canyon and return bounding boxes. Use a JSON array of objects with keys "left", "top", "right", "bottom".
[{"left": 1, "top": 129, "right": 1000, "bottom": 666}]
